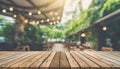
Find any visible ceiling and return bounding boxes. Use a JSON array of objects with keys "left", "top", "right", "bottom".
[{"left": 0, "top": 0, "right": 65, "bottom": 25}]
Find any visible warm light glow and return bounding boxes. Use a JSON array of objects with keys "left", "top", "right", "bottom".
[
  {"left": 81, "top": 33, "right": 86, "bottom": 37},
  {"left": 28, "top": 12, "right": 32, "bottom": 16},
  {"left": 53, "top": 21, "right": 56, "bottom": 24},
  {"left": 103, "top": 26, "right": 107, "bottom": 31},
  {"left": 24, "top": 19, "right": 28, "bottom": 24},
  {"left": 52, "top": 17, "right": 55, "bottom": 20},
  {"left": 9, "top": 7, "right": 14, "bottom": 11},
  {"left": 47, "top": 19, "right": 50, "bottom": 22},
  {"left": 41, "top": 20, "right": 44, "bottom": 23},
  {"left": 13, "top": 14, "right": 17, "bottom": 18},
  {"left": 57, "top": 21, "right": 59, "bottom": 23},
  {"left": 2, "top": 9, "right": 6, "bottom": 13},
  {"left": 36, "top": 21, "right": 39, "bottom": 24},
  {"left": 49, "top": 12, "right": 53, "bottom": 15},
  {"left": 50, "top": 22, "right": 53, "bottom": 25},
  {"left": 55, "top": 12, "right": 58, "bottom": 15},
  {"left": 38, "top": 11, "right": 41, "bottom": 14},
  {"left": 57, "top": 16, "right": 60, "bottom": 19}
]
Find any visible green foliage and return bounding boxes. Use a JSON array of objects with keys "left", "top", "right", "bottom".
[
  {"left": 0, "top": 27, "right": 3, "bottom": 36},
  {"left": 23, "top": 24, "right": 37, "bottom": 43},
  {"left": 3, "top": 23, "right": 15, "bottom": 43},
  {"left": 100, "top": 0, "right": 120, "bottom": 17}
]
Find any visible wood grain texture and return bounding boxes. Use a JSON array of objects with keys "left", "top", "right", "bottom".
[{"left": 0, "top": 51, "right": 119, "bottom": 69}]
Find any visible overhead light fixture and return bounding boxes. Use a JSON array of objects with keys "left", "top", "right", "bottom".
[
  {"left": 28, "top": 12, "right": 32, "bottom": 16},
  {"left": 57, "top": 16, "right": 60, "bottom": 19},
  {"left": 47, "top": 19, "right": 50, "bottom": 22},
  {"left": 13, "top": 14, "right": 17, "bottom": 18},
  {"left": 38, "top": 11, "right": 41, "bottom": 15},
  {"left": 41, "top": 20, "right": 44, "bottom": 23},
  {"left": 9, "top": 7, "right": 14, "bottom": 11},
  {"left": 49, "top": 12, "right": 53, "bottom": 15},
  {"left": 2, "top": 9, "right": 6, "bottom": 13}
]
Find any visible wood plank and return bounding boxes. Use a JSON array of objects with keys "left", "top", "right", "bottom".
[
  {"left": 60, "top": 52, "right": 70, "bottom": 69},
  {"left": 0, "top": 52, "right": 24, "bottom": 65},
  {"left": 49, "top": 52, "right": 60, "bottom": 69},
  {"left": 97, "top": 52, "right": 120, "bottom": 62},
  {"left": 30, "top": 51, "right": 51, "bottom": 69},
  {"left": 90, "top": 51, "right": 120, "bottom": 67},
  {"left": 0, "top": 52, "right": 31, "bottom": 69},
  {"left": 74, "top": 51, "right": 100, "bottom": 69},
  {"left": 79, "top": 51, "right": 111, "bottom": 69},
  {"left": 7, "top": 52, "right": 38, "bottom": 69},
  {"left": 108, "top": 52, "right": 120, "bottom": 57},
  {"left": 18, "top": 52, "right": 47, "bottom": 69},
  {"left": 70, "top": 51, "right": 89, "bottom": 69},
  {"left": 0, "top": 52, "right": 20, "bottom": 60},
  {"left": 84, "top": 51, "right": 120, "bottom": 69},
  {"left": 40, "top": 51, "right": 56, "bottom": 69},
  {"left": 65, "top": 51, "right": 79, "bottom": 69}
]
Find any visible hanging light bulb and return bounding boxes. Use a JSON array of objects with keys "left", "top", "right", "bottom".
[
  {"left": 41, "top": 20, "right": 44, "bottom": 23},
  {"left": 24, "top": 19, "right": 28, "bottom": 24},
  {"left": 52, "top": 17, "right": 55, "bottom": 20},
  {"left": 49, "top": 12, "right": 53, "bottom": 15},
  {"left": 28, "top": 12, "right": 32, "bottom": 16},
  {"left": 36, "top": 21, "right": 39, "bottom": 24},
  {"left": 50, "top": 22, "right": 53, "bottom": 25},
  {"left": 57, "top": 21, "right": 59, "bottom": 23},
  {"left": 53, "top": 21, "right": 56, "bottom": 24},
  {"left": 9, "top": 7, "right": 14, "bottom": 11},
  {"left": 81, "top": 33, "right": 86, "bottom": 37},
  {"left": 57, "top": 16, "right": 60, "bottom": 19},
  {"left": 38, "top": 10, "right": 41, "bottom": 15},
  {"left": 2, "top": 9, "right": 6, "bottom": 13},
  {"left": 13, "top": 14, "right": 17, "bottom": 18},
  {"left": 102, "top": 26, "right": 107, "bottom": 31},
  {"left": 55, "top": 12, "right": 58, "bottom": 15},
  {"left": 47, "top": 19, "right": 50, "bottom": 22}
]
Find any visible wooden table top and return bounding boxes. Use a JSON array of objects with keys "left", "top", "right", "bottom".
[{"left": 0, "top": 51, "right": 120, "bottom": 69}]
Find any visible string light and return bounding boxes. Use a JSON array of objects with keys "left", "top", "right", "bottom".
[
  {"left": 47, "top": 19, "right": 50, "bottom": 22},
  {"left": 103, "top": 26, "right": 107, "bottom": 31},
  {"left": 38, "top": 11, "right": 41, "bottom": 15},
  {"left": 13, "top": 14, "right": 17, "bottom": 18},
  {"left": 55, "top": 12, "right": 58, "bottom": 15},
  {"left": 53, "top": 21, "right": 56, "bottom": 24},
  {"left": 41, "top": 20, "right": 44, "bottom": 23},
  {"left": 2, "top": 9, "right": 6, "bottom": 13},
  {"left": 24, "top": 19, "right": 28, "bottom": 24},
  {"left": 57, "top": 16, "right": 60, "bottom": 19},
  {"left": 28, "top": 12, "right": 32, "bottom": 16},
  {"left": 57, "top": 21, "right": 59, "bottom": 23},
  {"left": 36, "top": 21, "right": 39, "bottom": 24},
  {"left": 50, "top": 22, "right": 53, "bottom": 25},
  {"left": 49, "top": 12, "right": 53, "bottom": 15},
  {"left": 52, "top": 17, "right": 55, "bottom": 20},
  {"left": 9, "top": 7, "right": 14, "bottom": 11}
]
